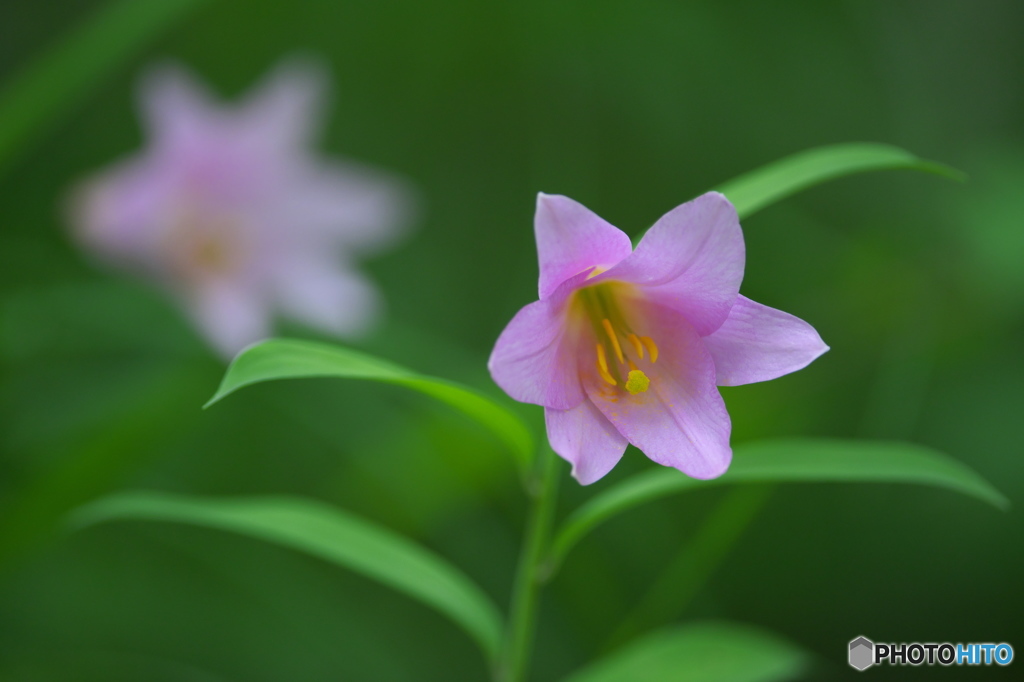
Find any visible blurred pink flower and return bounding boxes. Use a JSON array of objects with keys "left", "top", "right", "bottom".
[
  {"left": 489, "top": 192, "right": 828, "bottom": 484},
  {"left": 70, "top": 60, "right": 413, "bottom": 357}
]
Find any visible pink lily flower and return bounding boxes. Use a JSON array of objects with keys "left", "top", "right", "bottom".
[
  {"left": 70, "top": 60, "right": 413, "bottom": 357},
  {"left": 489, "top": 192, "right": 828, "bottom": 484}
]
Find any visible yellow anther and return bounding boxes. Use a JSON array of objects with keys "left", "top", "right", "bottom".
[
  {"left": 625, "top": 369, "right": 650, "bottom": 395},
  {"left": 596, "top": 342, "right": 610, "bottom": 373},
  {"left": 627, "top": 333, "right": 645, "bottom": 359},
  {"left": 640, "top": 336, "right": 659, "bottom": 363},
  {"left": 596, "top": 343, "right": 617, "bottom": 386},
  {"left": 601, "top": 318, "right": 624, "bottom": 363},
  {"left": 586, "top": 266, "right": 608, "bottom": 280}
]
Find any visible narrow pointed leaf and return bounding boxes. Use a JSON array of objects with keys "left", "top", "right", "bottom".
[
  {"left": 206, "top": 338, "right": 533, "bottom": 469},
  {"left": 563, "top": 622, "right": 808, "bottom": 682},
  {"left": 0, "top": 0, "right": 209, "bottom": 178},
  {"left": 552, "top": 438, "right": 1007, "bottom": 567},
  {"left": 70, "top": 491, "right": 504, "bottom": 661},
  {"left": 716, "top": 143, "right": 964, "bottom": 220}
]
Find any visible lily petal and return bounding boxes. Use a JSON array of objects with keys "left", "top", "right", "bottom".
[
  {"left": 239, "top": 59, "right": 327, "bottom": 151},
  {"left": 703, "top": 295, "right": 829, "bottom": 386},
  {"left": 488, "top": 273, "right": 589, "bottom": 410},
  {"left": 546, "top": 402, "right": 628, "bottom": 485},
  {"left": 72, "top": 156, "right": 175, "bottom": 263},
  {"left": 603, "top": 192, "right": 744, "bottom": 336},
  {"left": 273, "top": 162, "right": 414, "bottom": 254},
  {"left": 188, "top": 279, "right": 271, "bottom": 358},
  {"left": 274, "top": 257, "right": 380, "bottom": 337},
  {"left": 139, "top": 64, "right": 217, "bottom": 153},
  {"left": 586, "top": 300, "right": 732, "bottom": 479},
  {"left": 535, "top": 193, "right": 633, "bottom": 300}
]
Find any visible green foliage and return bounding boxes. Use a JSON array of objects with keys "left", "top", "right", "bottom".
[
  {"left": 551, "top": 438, "right": 1007, "bottom": 568},
  {"left": 70, "top": 491, "right": 504, "bottom": 662},
  {"left": 0, "top": 363, "right": 211, "bottom": 564},
  {"left": 0, "top": 0, "right": 209, "bottom": 178},
  {"left": 562, "top": 622, "right": 808, "bottom": 682},
  {"left": 717, "top": 143, "right": 964, "bottom": 220},
  {"left": 2, "top": 1, "right": 1020, "bottom": 679},
  {"left": 207, "top": 338, "right": 534, "bottom": 471}
]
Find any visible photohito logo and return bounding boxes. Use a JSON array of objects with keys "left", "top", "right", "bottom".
[{"left": 848, "top": 636, "right": 1014, "bottom": 670}]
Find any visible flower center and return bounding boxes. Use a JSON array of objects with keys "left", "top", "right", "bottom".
[
  {"left": 165, "top": 200, "right": 244, "bottom": 282},
  {"left": 575, "top": 282, "right": 660, "bottom": 395}
]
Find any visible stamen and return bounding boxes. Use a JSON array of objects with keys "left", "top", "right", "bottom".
[
  {"left": 640, "top": 336, "right": 659, "bottom": 363},
  {"left": 596, "top": 343, "right": 617, "bottom": 386},
  {"left": 627, "top": 333, "right": 645, "bottom": 359},
  {"left": 625, "top": 369, "right": 650, "bottom": 395},
  {"left": 601, "top": 318, "right": 624, "bottom": 363}
]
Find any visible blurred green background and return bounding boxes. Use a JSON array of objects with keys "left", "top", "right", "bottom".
[{"left": 1, "top": 0, "right": 1022, "bottom": 679}]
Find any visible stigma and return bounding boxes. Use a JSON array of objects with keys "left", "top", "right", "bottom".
[
  {"left": 625, "top": 369, "right": 650, "bottom": 395},
  {"left": 594, "top": 320, "right": 657, "bottom": 394}
]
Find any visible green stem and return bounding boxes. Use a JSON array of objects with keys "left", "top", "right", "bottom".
[{"left": 497, "top": 444, "right": 560, "bottom": 682}]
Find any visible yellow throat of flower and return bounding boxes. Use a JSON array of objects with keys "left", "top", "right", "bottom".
[{"left": 576, "top": 282, "right": 660, "bottom": 396}]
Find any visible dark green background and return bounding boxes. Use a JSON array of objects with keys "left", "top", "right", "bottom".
[{"left": 1, "top": 0, "right": 1021, "bottom": 679}]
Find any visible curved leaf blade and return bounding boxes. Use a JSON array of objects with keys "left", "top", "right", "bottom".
[
  {"left": 716, "top": 143, "right": 964, "bottom": 220},
  {"left": 70, "top": 491, "right": 504, "bottom": 661},
  {"left": 206, "top": 338, "right": 533, "bottom": 469},
  {"left": 562, "top": 622, "right": 808, "bottom": 682},
  {"left": 0, "top": 0, "right": 208, "bottom": 179},
  {"left": 552, "top": 438, "right": 1007, "bottom": 566}
]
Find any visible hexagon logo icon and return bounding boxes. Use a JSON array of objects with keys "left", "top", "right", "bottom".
[{"left": 849, "top": 636, "right": 874, "bottom": 671}]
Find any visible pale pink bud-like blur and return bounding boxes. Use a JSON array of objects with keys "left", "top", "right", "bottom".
[{"left": 69, "top": 59, "right": 414, "bottom": 357}]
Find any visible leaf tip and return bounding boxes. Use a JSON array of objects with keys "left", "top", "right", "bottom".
[
  {"left": 920, "top": 160, "right": 968, "bottom": 183},
  {"left": 990, "top": 490, "right": 1012, "bottom": 512},
  {"left": 201, "top": 390, "right": 226, "bottom": 410}
]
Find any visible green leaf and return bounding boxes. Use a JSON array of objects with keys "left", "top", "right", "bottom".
[
  {"left": 0, "top": 362, "right": 212, "bottom": 566},
  {"left": 562, "top": 622, "right": 808, "bottom": 682},
  {"left": 206, "top": 338, "right": 533, "bottom": 470},
  {"left": 551, "top": 438, "right": 1007, "bottom": 567},
  {"left": 716, "top": 143, "right": 965, "bottom": 220},
  {"left": 70, "top": 491, "right": 504, "bottom": 662},
  {"left": 0, "top": 0, "right": 209, "bottom": 178}
]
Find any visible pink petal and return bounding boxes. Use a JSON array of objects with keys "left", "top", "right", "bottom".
[
  {"left": 601, "top": 192, "right": 744, "bottom": 336},
  {"left": 271, "top": 161, "right": 415, "bottom": 254},
  {"left": 274, "top": 257, "right": 380, "bottom": 337},
  {"left": 187, "top": 279, "right": 272, "bottom": 358},
  {"left": 237, "top": 58, "right": 327, "bottom": 152},
  {"left": 545, "top": 402, "right": 628, "bottom": 485},
  {"left": 535, "top": 193, "right": 633, "bottom": 300},
  {"left": 139, "top": 64, "right": 218, "bottom": 153},
  {"left": 585, "top": 300, "right": 732, "bottom": 479},
  {"left": 70, "top": 156, "right": 176, "bottom": 264},
  {"left": 703, "top": 295, "right": 829, "bottom": 386},
  {"left": 488, "top": 274, "right": 590, "bottom": 410}
]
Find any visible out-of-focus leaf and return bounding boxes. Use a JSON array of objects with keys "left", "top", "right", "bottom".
[
  {"left": 0, "top": 0, "right": 208, "bottom": 178},
  {"left": 604, "top": 486, "right": 774, "bottom": 650},
  {"left": 551, "top": 438, "right": 1007, "bottom": 567},
  {"left": 562, "top": 622, "right": 808, "bottom": 682},
  {"left": 717, "top": 143, "right": 964, "bottom": 219},
  {"left": 0, "top": 364, "right": 211, "bottom": 566},
  {"left": 206, "top": 338, "right": 533, "bottom": 470},
  {"left": 70, "top": 491, "right": 504, "bottom": 662}
]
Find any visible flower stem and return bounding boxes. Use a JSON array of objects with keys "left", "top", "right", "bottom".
[{"left": 496, "top": 444, "right": 560, "bottom": 682}]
